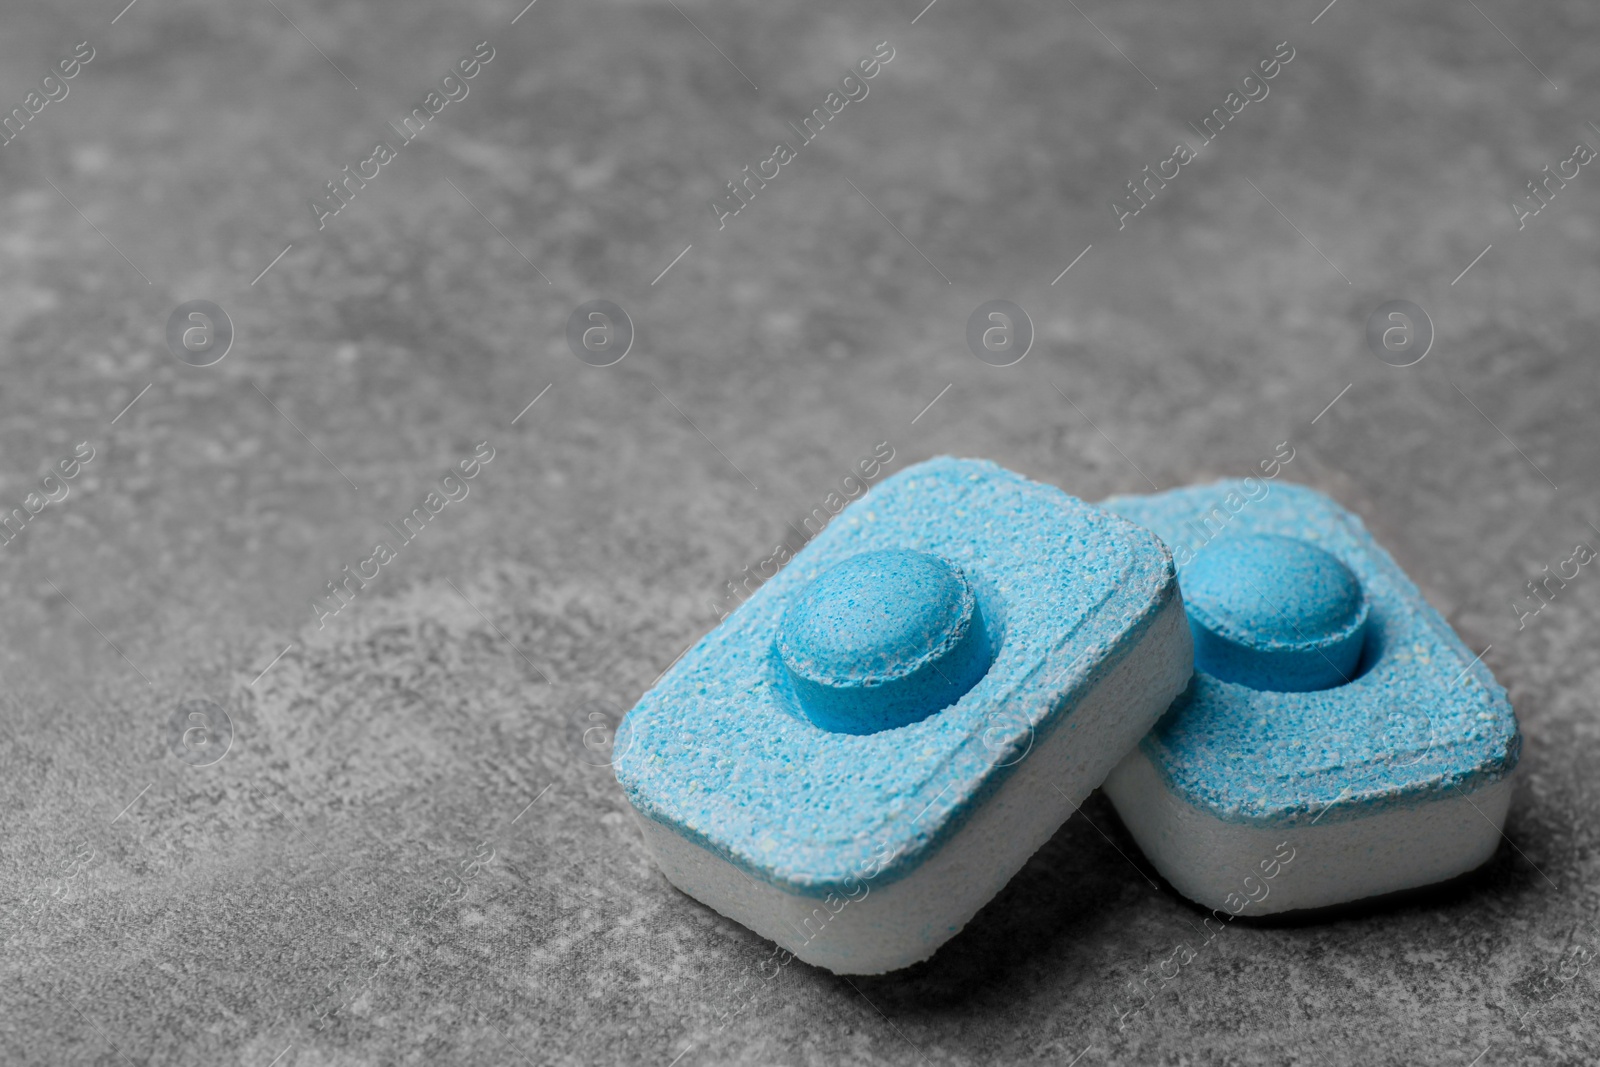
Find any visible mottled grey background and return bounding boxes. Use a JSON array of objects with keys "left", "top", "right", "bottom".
[{"left": 0, "top": 0, "right": 1596, "bottom": 1064}]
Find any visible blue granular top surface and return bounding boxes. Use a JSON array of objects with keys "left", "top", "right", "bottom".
[
  {"left": 1103, "top": 480, "right": 1520, "bottom": 827},
  {"left": 615, "top": 457, "right": 1178, "bottom": 897}
]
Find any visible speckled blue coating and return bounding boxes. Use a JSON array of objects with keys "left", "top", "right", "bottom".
[
  {"left": 1182, "top": 533, "right": 1368, "bottom": 692},
  {"left": 777, "top": 549, "right": 993, "bottom": 734},
  {"left": 1102, "top": 481, "right": 1520, "bottom": 826},
  {"left": 616, "top": 457, "right": 1179, "bottom": 897}
]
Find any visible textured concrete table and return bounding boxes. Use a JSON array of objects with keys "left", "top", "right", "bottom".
[{"left": 1, "top": 0, "right": 1596, "bottom": 1064}]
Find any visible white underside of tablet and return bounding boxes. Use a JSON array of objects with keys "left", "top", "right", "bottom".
[{"left": 1103, "top": 745, "right": 1515, "bottom": 914}]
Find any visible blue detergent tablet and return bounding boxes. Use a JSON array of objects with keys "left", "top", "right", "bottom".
[
  {"left": 615, "top": 457, "right": 1192, "bottom": 974},
  {"left": 1099, "top": 481, "right": 1521, "bottom": 914}
]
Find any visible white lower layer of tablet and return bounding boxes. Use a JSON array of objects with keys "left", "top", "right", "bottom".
[{"left": 1104, "top": 747, "right": 1515, "bottom": 914}]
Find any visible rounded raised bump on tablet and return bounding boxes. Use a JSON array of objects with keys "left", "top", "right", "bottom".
[
  {"left": 1182, "top": 533, "right": 1367, "bottom": 692},
  {"left": 777, "top": 549, "right": 993, "bottom": 733}
]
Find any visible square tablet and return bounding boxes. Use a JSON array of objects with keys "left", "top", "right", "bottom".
[
  {"left": 1101, "top": 480, "right": 1521, "bottom": 914},
  {"left": 614, "top": 457, "right": 1191, "bottom": 973}
]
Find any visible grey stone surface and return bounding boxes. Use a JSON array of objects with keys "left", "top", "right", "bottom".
[{"left": 0, "top": 0, "right": 1596, "bottom": 1063}]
